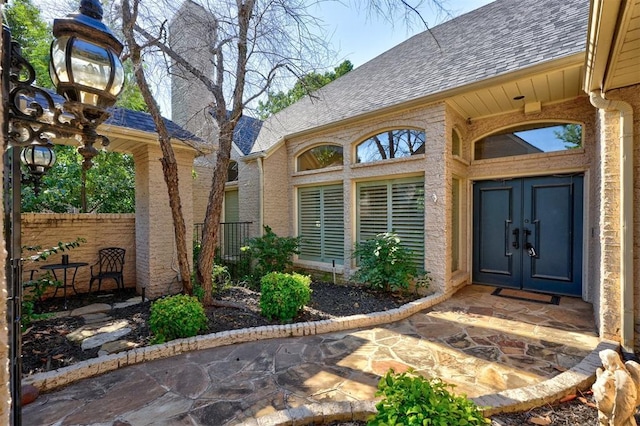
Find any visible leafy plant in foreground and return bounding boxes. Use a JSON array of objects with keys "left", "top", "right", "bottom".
[
  {"left": 260, "top": 272, "right": 311, "bottom": 322},
  {"left": 21, "top": 273, "right": 60, "bottom": 329},
  {"left": 242, "top": 226, "right": 301, "bottom": 288},
  {"left": 352, "top": 232, "right": 428, "bottom": 293},
  {"left": 369, "top": 369, "right": 489, "bottom": 425},
  {"left": 149, "top": 295, "right": 207, "bottom": 344}
]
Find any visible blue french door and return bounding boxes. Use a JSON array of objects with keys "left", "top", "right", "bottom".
[{"left": 473, "top": 175, "right": 583, "bottom": 296}]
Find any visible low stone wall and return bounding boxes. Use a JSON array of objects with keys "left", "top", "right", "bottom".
[{"left": 21, "top": 213, "right": 136, "bottom": 297}]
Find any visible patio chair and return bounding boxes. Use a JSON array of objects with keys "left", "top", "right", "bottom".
[{"left": 89, "top": 247, "right": 125, "bottom": 292}]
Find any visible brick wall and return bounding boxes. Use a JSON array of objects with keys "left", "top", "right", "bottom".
[{"left": 21, "top": 214, "right": 136, "bottom": 297}]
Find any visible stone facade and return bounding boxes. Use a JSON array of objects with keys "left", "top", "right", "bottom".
[
  {"left": 133, "top": 144, "right": 194, "bottom": 299},
  {"left": 593, "top": 85, "right": 640, "bottom": 347},
  {"left": 254, "top": 97, "right": 597, "bottom": 300},
  {"left": 21, "top": 214, "right": 136, "bottom": 296}
]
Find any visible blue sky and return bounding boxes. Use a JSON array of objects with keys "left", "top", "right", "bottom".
[
  {"left": 33, "top": 0, "right": 496, "bottom": 115},
  {"left": 313, "top": 0, "right": 495, "bottom": 68}
]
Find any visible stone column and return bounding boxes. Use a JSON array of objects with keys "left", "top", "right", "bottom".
[
  {"left": 133, "top": 144, "right": 194, "bottom": 299},
  {"left": 423, "top": 104, "right": 448, "bottom": 293}
]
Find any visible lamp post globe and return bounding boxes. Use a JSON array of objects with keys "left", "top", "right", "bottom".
[
  {"left": 20, "top": 143, "right": 56, "bottom": 177},
  {"left": 49, "top": 0, "right": 125, "bottom": 116}
]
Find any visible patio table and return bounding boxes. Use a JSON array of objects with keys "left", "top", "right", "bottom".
[{"left": 40, "top": 262, "right": 88, "bottom": 310}]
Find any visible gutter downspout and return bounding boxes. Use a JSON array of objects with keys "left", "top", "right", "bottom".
[{"left": 589, "top": 90, "right": 635, "bottom": 356}]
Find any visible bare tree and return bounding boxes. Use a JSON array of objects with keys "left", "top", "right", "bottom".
[
  {"left": 120, "top": 0, "right": 329, "bottom": 305},
  {"left": 119, "top": 0, "right": 448, "bottom": 306}
]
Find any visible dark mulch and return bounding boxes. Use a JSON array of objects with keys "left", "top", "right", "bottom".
[
  {"left": 22, "top": 282, "right": 417, "bottom": 375},
  {"left": 22, "top": 283, "right": 605, "bottom": 425}
]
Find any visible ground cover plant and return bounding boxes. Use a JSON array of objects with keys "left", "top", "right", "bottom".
[{"left": 369, "top": 369, "right": 489, "bottom": 425}]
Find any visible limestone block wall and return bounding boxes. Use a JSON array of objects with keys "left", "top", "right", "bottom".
[
  {"left": 597, "top": 107, "right": 621, "bottom": 341},
  {"left": 600, "top": 85, "right": 640, "bottom": 348},
  {"left": 282, "top": 103, "right": 448, "bottom": 288},
  {"left": 133, "top": 145, "right": 194, "bottom": 299},
  {"left": 21, "top": 214, "right": 136, "bottom": 297},
  {"left": 193, "top": 158, "right": 214, "bottom": 225},
  {"left": 238, "top": 157, "right": 262, "bottom": 238},
  {"left": 263, "top": 146, "right": 290, "bottom": 237}
]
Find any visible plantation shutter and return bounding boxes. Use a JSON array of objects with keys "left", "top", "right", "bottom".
[
  {"left": 224, "top": 190, "right": 239, "bottom": 222},
  {"left": 223, "top": 190, "right": 240, "bottom": 256},
  {"left": 322, "top": 186, "right": 344, "bottom": 262},
  {"left": 357, "top": 183, "right": 389, "bottom": 241},
  {"left": 298, "top": 185, "right": 344, "bottom": 264},
  {"left": 391, "top": 181, "right": 425, "bottom": 267},
  {"left": 357, "top": 178, "right": 425, "bottom": 268}
]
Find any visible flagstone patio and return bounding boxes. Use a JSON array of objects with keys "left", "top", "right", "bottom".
[{"left": 22, "top": 285, "right": 605, "bottom": 425}]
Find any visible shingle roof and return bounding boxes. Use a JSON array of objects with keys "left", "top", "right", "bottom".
[
  {"left": 106, "top": 107, "right": 200, "bottom": 142},
  {"left": 231, "top": 115, "right": 263, "bottom": 155},
  {"left": 39, "top": 89, "right": 201, "bottom": 144},
  {"left": 252, "top": 0, "right": 589, "bottom": 153}
]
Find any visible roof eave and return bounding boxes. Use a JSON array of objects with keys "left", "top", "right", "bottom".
[
  {"left": 277, "top": 53, "right": 586, "bottom": 143},
  {"left": 583, "top": 0, "right": 623, "bottom": 93}
]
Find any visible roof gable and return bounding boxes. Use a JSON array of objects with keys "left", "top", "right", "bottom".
[{"left": 253, "top": 0, "right": 589, "bottom": 153}]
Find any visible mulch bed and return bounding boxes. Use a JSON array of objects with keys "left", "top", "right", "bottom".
[
  {"left": 21, "top": 282, "right": 609, "bottom": 424},
  {"left": 22, "top": 282, "right": 417, "bottom": 375}
]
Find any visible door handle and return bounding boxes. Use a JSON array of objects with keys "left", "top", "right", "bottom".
[
  {"left": 523, "top": 228, "right": 537, "bottom": 257},
  {"left": 512, "top": 228, "right": 520, "bottom": 249}
]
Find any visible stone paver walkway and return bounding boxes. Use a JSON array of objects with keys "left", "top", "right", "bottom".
[{"left": 22, "top": 285, "right": 600, "bottom": 425}]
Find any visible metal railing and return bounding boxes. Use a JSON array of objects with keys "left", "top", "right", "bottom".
[{"left": 194, "top": 221, "right": 252, "bottom": 280}]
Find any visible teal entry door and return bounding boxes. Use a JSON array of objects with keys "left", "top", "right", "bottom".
[{"left": 472, "top": 175, "right": 583, "bottom": 296}]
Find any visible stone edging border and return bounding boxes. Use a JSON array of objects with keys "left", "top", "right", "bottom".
[
  {"left": 237, "top": 339, "right": 619, "bottom": 426},
  {"left": 25, "top": 291, "right": 450, "bottom": 392}
]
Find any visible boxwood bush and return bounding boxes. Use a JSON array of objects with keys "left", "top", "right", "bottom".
[
  {"left": 149, "top": 294, "right": 207, "bottom": 344},
  {"left": 259, "top": 272, "right": 311, "bottom": 321}
]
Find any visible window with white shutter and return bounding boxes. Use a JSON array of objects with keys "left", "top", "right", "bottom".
[
  {"left": 357, "top": 178, "right": 425, "bottom": 268},
  {"left": 298, "top": 185, "right": 344, "bottom": 264}
]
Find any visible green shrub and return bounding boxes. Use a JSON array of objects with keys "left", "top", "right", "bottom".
[
  {"left": 243, "top": 226, "right": 301, "bottom": 287},
  {"left": 260, "top": 272, "right": 311, "bottom": 321},
  {"left": 369, "top": 369, "right": 489, "bottom": 426},
  {"left": 149, "top": 294, "right": 207, "bottom": 344},
  {"left": 352, "top": 232, "right": 426, "bottom": 293}
]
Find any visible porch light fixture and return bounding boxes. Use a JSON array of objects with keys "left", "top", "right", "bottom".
[
  {"left": 20, "top": 142, "right": 57, "bottom": 195},
  {"left": 3, "top": 1, "right": 125, "bottom": 424}
]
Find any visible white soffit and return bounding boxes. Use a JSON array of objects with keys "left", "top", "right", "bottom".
[
  {"left": 448, "top": 63, "right": 584, "bottom": 120},
  {"left": 605, "top": 1, "right": 640, "bottom": 91}
]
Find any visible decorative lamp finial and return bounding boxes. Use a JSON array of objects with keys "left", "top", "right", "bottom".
[{"left": 79, "top": 0, "right": 104, "bottom": 21}]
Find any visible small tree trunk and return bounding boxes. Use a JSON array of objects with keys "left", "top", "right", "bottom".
[{"left": 197, "top": 127, "right": 234, "bottom": 306}]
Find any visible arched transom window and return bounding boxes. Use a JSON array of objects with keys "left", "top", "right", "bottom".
[
  {"left": 356, "top": 129, "right": 425, "bottom": 163},
  {"left": 297, "top": 145, "right": 343, "bottom": 172},
  {"left": 474, "top": 123, "right": 582, "bottom": 160}
]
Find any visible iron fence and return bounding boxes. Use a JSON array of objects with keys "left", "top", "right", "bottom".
[{"left": 194, "top": 221, "right": 252, "bottom": 281}]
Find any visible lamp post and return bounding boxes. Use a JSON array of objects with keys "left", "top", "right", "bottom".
[{"left": 2, "top": 1, "right": 124, "bottom": 424}]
